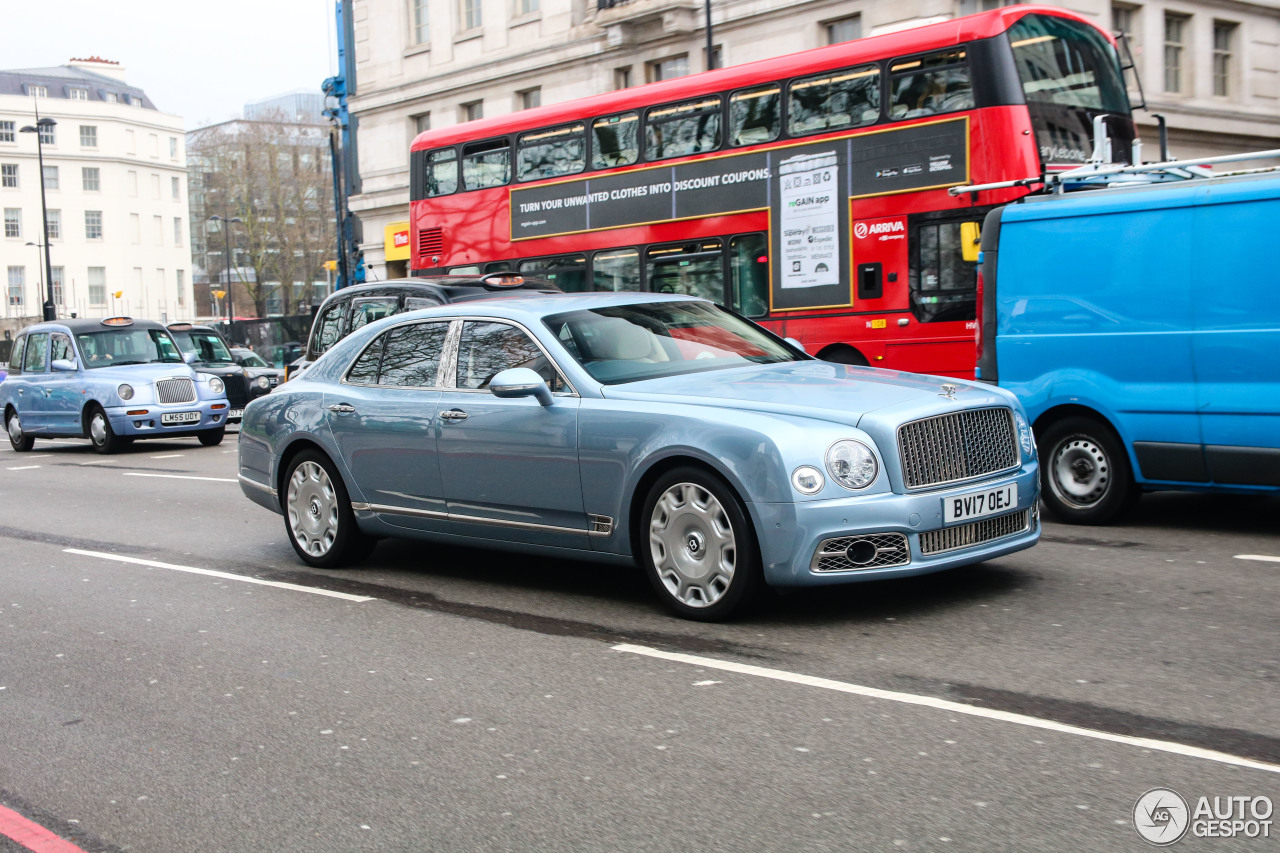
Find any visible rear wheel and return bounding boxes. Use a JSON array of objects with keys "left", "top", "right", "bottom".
[
  {"left": 1039, "top": 416, "right": 1138, "bottom": 525},
  {"left": 6, "top": 410, "right": 34, "bottom": 452},
  {"left": 283, "top": 450, "right": 374, "bottom": 568},
  {"left": 87, "top": 406, "right": 124, "bottom": 454},
  {"left": 198, "top": 427, "right": 225, "bottom": 447}
]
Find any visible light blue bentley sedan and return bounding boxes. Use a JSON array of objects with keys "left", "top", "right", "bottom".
[{"left": 238, "top": 293, "right": 1040, "bottom": 620}]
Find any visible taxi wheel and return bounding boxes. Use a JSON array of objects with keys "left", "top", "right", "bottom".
[
  {"left": 87, "top": 406, "right": 124, "bottom": 455},
  {"left": 6, "top": 410, "right": 34, "bottom": 452},
  {"left": 639, "top": 466, "right": 765, "bottom": 622},
  {"left": 1039, "top": 416, "right": 1138, "bottom": 525},
  {"left": 198, "top": 428, "right": 225, "bottom": 447},
  {"left": 283, "top": 450, "right": 374, "bottom": 569}
]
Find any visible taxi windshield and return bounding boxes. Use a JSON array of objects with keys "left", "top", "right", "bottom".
[
  {"left": 76, "top": 329, "right": 185, "bottom": 369},
  {"left": 171, "top": 330, "right": 234, "bottom": 364}
]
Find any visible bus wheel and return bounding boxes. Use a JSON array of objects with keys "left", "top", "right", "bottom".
[
  {"left": 820, "top": 347, "right": 869, "bottom": 366},
  {"left": 1039, "top": 416, "right": 1138, "bottom": 525}
]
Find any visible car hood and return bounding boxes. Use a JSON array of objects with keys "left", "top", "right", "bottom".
[
  {"left": 82, "top": 363, "right": 195, "bottom": 383},
  {"left": 598, "top": 361, "right": 1010, "bottom": 427}
]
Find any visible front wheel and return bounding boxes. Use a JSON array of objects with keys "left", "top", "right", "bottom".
[
  {"left": 1039, "top": 416, "right": 1138, "bottom": 525},
  {"left": 198, "top": 427, "right": 225, "bottom": 447},
  {"left": 283, "top": 450, "right": 374, "bottom": 569},
  {"left": 640, "top": 467, "right": 764, "bottom": 621},
  {"left": 87, "top": 406, "right": 124, "bottom": 454},
  {"left": 6, "top": 410, "right": 34, "bottom": 452}
]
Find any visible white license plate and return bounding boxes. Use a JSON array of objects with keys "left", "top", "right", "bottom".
[
  {"left": 943, "top": 483, "right": 1017, "bottom": 524},
  {"left": 161, "top": 411, "right": 201, "bottom": 425},
  {"left": 228, "top": 409, "right": 244, "bottom": 420}
]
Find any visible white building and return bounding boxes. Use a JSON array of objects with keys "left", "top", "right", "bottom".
[
  {"left": 345, "top": 0, "right": 1280, "bottom": 279},
  {"left": 0, "top": 57, "right": 193, "bottom": 327}
]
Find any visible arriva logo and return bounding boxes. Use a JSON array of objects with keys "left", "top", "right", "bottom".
[{"left": 854, "top": 221, "right": 905, "bottom": 239}]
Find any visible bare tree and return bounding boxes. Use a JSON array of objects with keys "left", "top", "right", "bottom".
[{"left": 189, "top": 111, "right": 333, "bottom": 318}]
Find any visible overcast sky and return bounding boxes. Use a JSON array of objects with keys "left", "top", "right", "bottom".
[{"left": 1, "top": 0, "right": 337, "bottom": 128}]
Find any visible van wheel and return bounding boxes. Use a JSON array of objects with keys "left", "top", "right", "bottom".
[{"left": 1039, "top": 416, "right": 1138, "bottom": 525}]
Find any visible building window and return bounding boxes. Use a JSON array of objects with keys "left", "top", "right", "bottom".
[
  {"left": 88, "top": 267, "right": 106, "bottom": 306},
  {"left": 170, "top": 137, "right": 178, "bottom": 158},
  {"left": 1113, "top": 4, "right": 1140, "bottom": 50},
  {"left": 4, "top": 208, "right": 20, "bottom": 238},
  {"left": 461, "top": 100, "right": 484, "bottom": 122},
  {"left": 0, "top": 121, "right": 13, "bottom": 143},
  {"left": 411, "top": 112, "right": 431, "bottom": 139},
  {"left": 85, "top": 210, "right": 103, "bottom": 240},
  {"left": 518, "top": 88, "right": 541, "bottom": 110},
  {"left": 151, "top": 173, "right": 161, "bottom": 199},
  {"left": 82, "top": 167, "right": 100, "bottom": 191},
  {"left": 126, "top": 130, "right": 135, "bottom": 153},
  {"left": 825, "top": 15, "right": 861, "bottom": 44},
  {"left": 1164, "top": 13, "right": 1189, "bottom": 93},
  {"left": 176, "top": 269, "right": 186, "bottom": 306},
  {"left": 647, "top": 55, "right": 689, "bottom": 83},
  {"left": 615, "top": 67, "right": 632, "bottom": 90},
  {"left": 153, "top": 215, "right": 163, "bottom": 245},
  {"left": 104, "top": 92, "right": 118, "bottom": 104},
  {"left": 462, "top": 0, "right": 481, "bottom": 30},
  {"left": 38, "top": 123, "right": 54, "bottom": 145},
  {"left": 7, "top": 267, "right": 23, "bottom": 306},
  {"left": 171, "top": 176, "right": 180, "bottom": 199},
  {"left": 51, "top": 266, "right": 64, "bottom": 306},
  {"left": 1214, "top": 21, "right": 1236, "bottom": 97},
  {"left": 42, "top": 165, "right": 58, "bottom": 190},
  {"left": 45, "top": 209, "right": 60, "bottom": 240},
  {"left": 517, "top": 0, "right": 538, "bottom": 15},
  {"left": 130, "top": 213, "right": 140, "bottom": 243},
  {"left": 412, "top": 0, "right": 429, "bottom": 42},
  {"left": 127, "top": 171, "right": 138, "bottom": 196},
  {"left": 80, "top": 125, "right": 98, "bottom": 147},
  {"left": 69, "top": 88, "right": 88, "bottom": 101},
  {"left": 132, "top": 96, "right": 144, "bottom": 107},
  {"left": 28, "top": 85, "right": 47, "bottom": 98},
  {"left": 174, "top": 217, "right": 183, "bottom": 246},
  {"left": 1, "top": 164, "right": 16, "bottom": 188}
]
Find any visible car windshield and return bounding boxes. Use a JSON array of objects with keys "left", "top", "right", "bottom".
[
  {"left": 544, "top": 300, "right": 802, "bottom": 384},
  {"left": 76, "top": 329, "right": 185, "bottom": 369},
  {"left": 171, "top": 330, "right": 234, "bottom": 364},
  {"left": 236, "top": 351, "right": 269, "bottom": 368}
]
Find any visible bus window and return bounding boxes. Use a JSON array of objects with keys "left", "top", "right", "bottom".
[
  {"left": 646, "top": 240, "right": 724, "bottom": 302},
  {"left": 729, "top": 234, "right": 769, "bottom": 317},
  {"left": 787, "top": 64, "right": 880, "bottom": 136},
  {"left": 592, "top": 248, "right": 641, "bottom": 292},
  {"left": 645, "top": 97, "right": 722, "bottom": 161},
  {"left": 427, "top": 148, "right": 458, "bottom": 197},
  {"left": 519, "top": 255, "right": 589, "bottom": 292},
  {"left": 485, "top": 261, "right": 514, "bottom": 273},
  {"left": 1008, "top": 14, "right": 1129, "bottom": 112},
  {"left": 517, "top": 123, "right": 586, "bottom": 182},
  {"left": 889, "top": 51, "right": 973, "bottom": 120},
  {"left": 729, "top": 85, "right": 781, "bottom": 147},
  {"left": 909, "top": 220, "right": 977, "bottom": 324},
  {"left": 449, "top": 265, "right": 482, "bottom": 274},
  {"left": 591, "top": 112, "right": 640, "bottom": 168},
  {"left": 462, "top": 138, "right": 511, "bottom": 190}
]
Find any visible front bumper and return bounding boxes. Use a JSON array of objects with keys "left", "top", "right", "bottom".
[
  {"left": 106, "top": 403, "right": 229, "bottom": 437},
  {"left": 757, "top": 463, "right": 1041, "bottom": 587}
]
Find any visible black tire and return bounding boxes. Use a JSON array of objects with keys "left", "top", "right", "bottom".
[
  {"left": 198, "top": 427, "right": 226, "bottom": 447},
  {"left": 638, "top": 466, "right": 765, "bottom": 621},
  {"left": 86, "top": 405, "right": 124, "bottom": 455},
  {"left": 6, "top": 409, "right": 34, "bottom": 452},
  {"left": 282, "top": 449, "right": 375, "bottom": 569},
  {"left": 1038, "top": 415, "right": 1139, "bottom": 525}
]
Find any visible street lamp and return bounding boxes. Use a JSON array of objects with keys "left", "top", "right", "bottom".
[
  {"left": 19, "top": 114, "right": 57, "bottom": 321},
  {"left": 208, "top": 214, "right": 242, "bottom": 325},
  {"left": 24, "top": 241, "right": 46, "bottom": 313}
]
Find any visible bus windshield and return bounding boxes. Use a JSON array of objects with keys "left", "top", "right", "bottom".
[
  {"left": 545, "top": 300, "right": 802, "bottom": 385},
  {"left": 1009, "top": 14, "right": 1129, "bottom": 112},
  {"left": 76, "top": 329, "right": 185, "bottom": 368}
]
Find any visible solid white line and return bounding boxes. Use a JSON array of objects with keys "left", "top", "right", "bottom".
[
  {"left": 123, "top": 472, "right": 237, "bottom": 483},
  {"left": 1236, "top": 554, "right": 1280, "bottom": 564},
  {"left": 150, "top": 454, "right": 184, "bottom": 459},
  {"left": 63, "top": 548, "right": 375, "bottom": 602},
  {"left": 79, "top": 459, "right": 109, "bottom": 466},
  {"left": 26, "top": 455, "right": 51, "bottom": 459},
  {"left": 6, "top": 466, "right": 40, "bottom": 471},
  {"left": 612, "top": 644, "right": 1280, "bottom": 775}
]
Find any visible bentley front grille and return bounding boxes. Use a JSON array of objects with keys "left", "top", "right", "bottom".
[
  {"left": 919, "top": 509, "right": 1031, "bottom": 556},
  {"left": 898, "top": 407, "right": 1019, "bottom": 490},
  {"left": 811, "top": 533, "right": 910, "bottom": 573},
  {"left": 155, "top": 377, "right": 196, "bottom": 404}
]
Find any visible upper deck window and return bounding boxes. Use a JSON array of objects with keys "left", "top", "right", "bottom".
[
  {"left": 788, "top": 64, "right": 880, "bottom": 136},
  {"left": 645, "top": 97, "right": 721, "bottom": 161},
  {"left": 729, "top": 85, "right": 781, "bottom": 147},
  {"left": 889, "top": 50, "right": 973, "bottom": 120},
  {"left": 517, "top": 123, "right": 586, "bottom": 182},
  {"left": 591, "top": 112, "right": 640, "bottom": 168},
  {"left": 462, "top": 139, "right": 510, "bottom": 190},
  {"left": 426, "top": 149, "right": 458, "bottom": 197},
  {"left": 1008, "top": 14, "right": 1129, "bottom": 112}
]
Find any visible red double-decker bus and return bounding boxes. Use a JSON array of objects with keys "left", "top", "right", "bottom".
[{"left": 407, "top": 5, "right": 1134, "bottom": 377}]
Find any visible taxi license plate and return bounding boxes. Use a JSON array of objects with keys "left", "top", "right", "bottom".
[
  {"left": 228, "top": 409, "right": 244, "bottom": 420},
  {"left": 161, "top": 411, "right": 201, "bottom": 425},
  {"left": 943, "top": 483, "right": 1017, "bottom": 524}
]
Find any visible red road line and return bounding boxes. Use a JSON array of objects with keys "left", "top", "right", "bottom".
[{"left": 0, "top": 804, "right": 88, "bottom": 853}]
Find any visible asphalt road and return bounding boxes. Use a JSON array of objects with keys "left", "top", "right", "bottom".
[{"left": 1, "top": 431, "right": 1277, "bottom": 852}]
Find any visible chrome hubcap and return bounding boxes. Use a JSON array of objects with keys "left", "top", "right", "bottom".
[
  {"left": 287, "top": 461, "right": 339, "bottom": 557},
  {"left": 7, "top": 415, "right": 22, "bottom": 444},
  {"left": 1051, "top": 438, "right": 1110, "bottom": 508},
  {"left": 649, "top": 482, "right": 736, "bottom": 608},
  {"left": 90, "top": 413, "right": 107, "bottom": 445}
]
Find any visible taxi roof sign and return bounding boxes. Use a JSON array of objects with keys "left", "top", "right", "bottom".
[
  {"left": 480, "top": 273, "right": 526, "bottom": 289},
  {"left": 101, "top": 317, "right": 134, "bottom": 326}
]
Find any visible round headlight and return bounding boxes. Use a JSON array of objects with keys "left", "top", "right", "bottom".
[
  {"left": 208, "top": 376, "right": 225, "bottom": 395},
  {"left": 1015, "top": 412, "right": 1036, "bottom": 460},
  {"left": 791, "top": 466, "right": 825, "bottom": 495},
  {"left": 256, "top": 376, "right": 270, "bottom": 390},
  {"left": 117, "top": 384, "right": 134, "bottom": 401},
  {"left": 826, "top": 440, "right": 878, "bottom": 490}
]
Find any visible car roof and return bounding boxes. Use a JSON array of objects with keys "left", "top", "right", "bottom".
[
  {"left": 19, "top": 317, "right": 169, "bottom": 335},
  {"left": 314, "top": 275, "right": 560, "bottom": 308},
  {"left": 392, "top": 291, "right": 704, "bottom": 323}
]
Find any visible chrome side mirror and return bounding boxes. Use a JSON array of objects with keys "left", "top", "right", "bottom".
[
  {"left": 785, "top": 337, "right": 807, "bottom": 354},
  {"left": 183, "top": 352, "right": 198, "bottom": 365},
  {"left": 489, "top": 367, "right": 553, "bottom": 407}
]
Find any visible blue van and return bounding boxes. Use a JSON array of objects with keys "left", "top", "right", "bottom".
[{"left": 977, "top": 172, "right": 1280, "bottom": 523}]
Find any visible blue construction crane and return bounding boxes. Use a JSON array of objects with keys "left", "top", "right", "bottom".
[{"left": 322, "top": 0, "right": 364, "bottom": 290}]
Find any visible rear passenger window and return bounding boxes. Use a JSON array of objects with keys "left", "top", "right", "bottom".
[
  {"left": 788, "top": 64, "right": 881, "bottom": 136},
  {"left": 50, "top": 333, "right": 74, "bottom": 363},
  {"left": 729, "top": 85, "right": 781, "bottom": 146},
  {"left": 591, "top": 112, "right": 640, "bottom": 169},
  {"left": 378, "top": 322, "right": 449, "bottom": 387},
  {"left": 645, "top": 97, "right": 721, "bottom": 161},
  {"left": 427, "top": 149, "right": 458, "bottom": 197},
  {"left": 346, "top": 337, "right": 384, "bottom": 385},
  {"left": 517, "top": 123, "right": 586, "bottom": 181},
  {"left": 889, "top": 51, "right": 973, "bottom": 120},
  {"left": 23, "top": 333, "right": 48, "bottom": 373},
  {"left": 462, "top": 138, "right": 511, "bottom": 190}
]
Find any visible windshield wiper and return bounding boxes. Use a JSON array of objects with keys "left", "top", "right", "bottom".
[{"left": 110, "top": 360, "right": 147, "bottom": 366}]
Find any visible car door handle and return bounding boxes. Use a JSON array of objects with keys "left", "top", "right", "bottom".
[
  {"left": 328, "top": 403, "right": 356, "bottom": 414},
  {"left": 440, "top": 409, "right": 469, "bottom": 422}
]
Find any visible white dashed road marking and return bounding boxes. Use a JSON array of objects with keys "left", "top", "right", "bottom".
[
  {"left": 1236, "top": 554, "right": 1280, "bottom": 564},
  {"left": 123, "top": 472, "right": 237, "bottom": 483},
  {"left": 149, "top": 454, "right": 185, "bottom": 459},
  {"left": 6, "top": 466, "right": 40, "bottom": 471}
]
